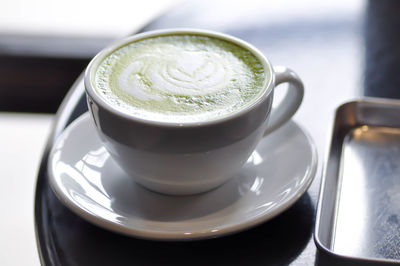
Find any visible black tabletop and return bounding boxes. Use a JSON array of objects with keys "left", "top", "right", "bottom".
[{"left": 34, "top": 1, "right": 400, "bottom": 265}]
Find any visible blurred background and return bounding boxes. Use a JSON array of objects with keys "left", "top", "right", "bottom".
[
  {"left": 0, "top": 0, "right": 367, "bottom": 113},
  {"left": 0, "top": 0, "right": 180, "bottom": 112}
]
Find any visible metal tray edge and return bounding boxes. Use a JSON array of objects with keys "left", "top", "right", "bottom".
[{"left": 314, "top": 97, "right": 400, "bottom": 265}]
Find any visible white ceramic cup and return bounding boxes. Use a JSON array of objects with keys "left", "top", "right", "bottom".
[{"left": 84, "top": 29, "right": 304, "bottom": 195}]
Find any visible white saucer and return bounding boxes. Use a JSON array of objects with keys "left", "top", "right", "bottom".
[{"left": 48, "top": 113, "right": 317, "bottom": 241}]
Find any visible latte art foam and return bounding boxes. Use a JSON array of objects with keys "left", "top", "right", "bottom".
[
  {"left": 95, "top": 35, "right": 266, "bottom": 122},
  {"left": 119, "top": 47, "right": 231, "bottom": 99}
]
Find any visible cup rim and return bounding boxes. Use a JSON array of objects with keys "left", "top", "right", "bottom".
[{"left": 84, "top": 28, "right": 274, "bottom": 128}]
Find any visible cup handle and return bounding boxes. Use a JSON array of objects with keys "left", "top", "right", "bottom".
[{"left": 264, "top": 66, "right": 304, "bottom": 136}]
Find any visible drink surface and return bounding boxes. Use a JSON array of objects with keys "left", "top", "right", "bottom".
[{"left": 95, "top": 34, "right": 266, "bottom": 123}]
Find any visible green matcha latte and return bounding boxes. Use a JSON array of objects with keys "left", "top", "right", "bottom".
[{"left": 94, "top": 34, "right": 267, "bottom": 123}]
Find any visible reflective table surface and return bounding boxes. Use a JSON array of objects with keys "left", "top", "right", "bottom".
[{"left": 34, "top": 0, "right": 392, "bottom": 265}]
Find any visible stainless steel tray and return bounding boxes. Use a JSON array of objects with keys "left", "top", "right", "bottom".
[{"left": 315, "top": 98, "right": 400, "bottom": 265}]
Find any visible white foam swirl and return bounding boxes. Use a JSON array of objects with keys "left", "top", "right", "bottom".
[{"left": 118, "top": 44, "right": 232, "bottom": 100}]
